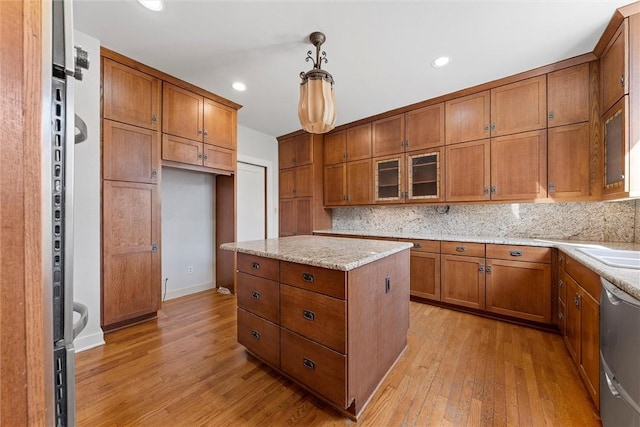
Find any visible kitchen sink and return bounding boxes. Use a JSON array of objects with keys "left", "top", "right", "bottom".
[{"left": 576, "top": 247, "right": 640, "bottom": 269}]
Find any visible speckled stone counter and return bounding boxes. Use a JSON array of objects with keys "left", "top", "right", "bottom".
[
  {"left": 314, "top": 229, "right": 640, "bottom": 300},
  {"left": 220, "top": 235, "right": 413, "bottom": 271}
]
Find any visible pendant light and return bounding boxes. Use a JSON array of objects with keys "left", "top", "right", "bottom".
[{"left": 298, "top": 31, "right": 336, "bottom": 134}]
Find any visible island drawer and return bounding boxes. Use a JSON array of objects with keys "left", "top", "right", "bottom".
[
  {"left": 486, "top": 244, "right": 551, "bottom": 263},
  {"left": 280, "top": 261, "right": 346, "bottom": 299},
  {"left": 280, "top": 284, "right": 346, "bottom": 353},
  {"left": 281, "top": 329, "right": 347, "bottom": 408},
  {"left": 441, "top": 241, "right": 485, "bottom": 257},
  {"left": 237, "top": 308, "right": 280, "bottom": 368},
  {"left": 237, "top": 272, "right": 279, "bottom": 323},
  {"left": 237, "top": 253, "right": 279, "bottom": 281},
  {"left": 402, "top": 239, "right": 440, "bottom": 253}
]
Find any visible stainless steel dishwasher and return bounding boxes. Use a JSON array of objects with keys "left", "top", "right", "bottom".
[{"left": 600, "top": 277, "right": 640, "bottom": 427}]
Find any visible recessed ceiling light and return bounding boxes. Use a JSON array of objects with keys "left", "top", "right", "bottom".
[
  {"left": 432, "top": 56, "right": 451, "bottom": 68},
  {"left": 138, "top": 0, "right": 164, "bottom": 12},
  {"left": 232, "top": 82, "right": 247, "bottom": 92}
]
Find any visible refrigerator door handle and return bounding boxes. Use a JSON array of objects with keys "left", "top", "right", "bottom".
[
  {"left": 72, "top": 302, "right": 88, "bottom": 339},
  {"left": 75, "top": 114, "right": 87, "bottom": 144},
  {"left": 601, "top": 352, "right": 640, "bottom": 415}
]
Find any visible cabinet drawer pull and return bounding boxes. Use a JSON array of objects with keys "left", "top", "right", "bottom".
[
  {"left": 251, "top": 291, "right": 260, "bottom": 300},
  {"left": 413, "top": 242, "right": 422, "bottom": 249},
  {"left": 302, "top": 273, "right": 315, "bottom": 283},
  {"left": 302, "top": 357, "right": 316, "bottom": 370},
  {"left": 558, "top": 312, "right": 563, "bottom": 320},
  {"left": 385, "top": 276, "right": 391, "bottom": 293},
  {"left": 251, "top": 262, "right": 260, "bottom": 270},
  {"left": 558, "top": 255, "right": 564, "bottom": 262},
  {"left": 302, "top": 309, "right": 315, "bottom": 321},
  {"left": 456, "top": 246, "right": 467, "bottom": 253},
  {"left": 251, "top": 330, "right": 261, "bottom": 340},
  {"left": 510, "top": 250, "right": 523, "bottom": 257},
  {"left": 558, "top": 279, "right": 563, "bottom": 289}
]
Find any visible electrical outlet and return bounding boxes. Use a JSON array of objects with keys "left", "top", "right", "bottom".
[{"left": 187, "top": 266, "right": 194, "bottom": 274}]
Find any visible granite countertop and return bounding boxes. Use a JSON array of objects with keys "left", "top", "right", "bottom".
[
  {"left": 314, "top": 229, "right": 640, "bottom": 300},
  {"left": 220, "top": 235, "right": 413, "bottom": 271}
]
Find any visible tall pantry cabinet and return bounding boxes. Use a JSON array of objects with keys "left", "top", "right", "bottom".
[{"left": 101, "top": 49, "right": 241, "bottom": 329}]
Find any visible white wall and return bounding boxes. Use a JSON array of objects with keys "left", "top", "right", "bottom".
[
  {"left": 237, "top": 125, "right": 279, "bottom": 238},
  {"left": 161, "top": 168, "right": 216, "bottom": 300},
  {"left": 73, "top": 30, "right": 104, "bottom": 351}
]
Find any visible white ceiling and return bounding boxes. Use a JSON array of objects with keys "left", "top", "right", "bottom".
[{"left": 74, "top": 0, "right": 634, "bottom": 138}]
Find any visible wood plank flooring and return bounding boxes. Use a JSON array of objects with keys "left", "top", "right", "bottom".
[{"left": 76, "top": 290, "right": 601, "bottom": 426}]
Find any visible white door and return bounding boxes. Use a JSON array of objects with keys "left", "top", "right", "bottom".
[{"left": 237, "top": 162, "right": 266, "bottom": 241}]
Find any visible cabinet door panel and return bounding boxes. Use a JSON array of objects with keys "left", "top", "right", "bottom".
[
  {"left": 324, "top": 164, "right": 346, "bottom": 206},
  {"left": 441, "top": 254, "right": 485, "bottom": 310},
  {"left": 346, "top": 159, "right": 372, "bottom": 205},
  {"left": 601, "top": 21, "right": 628, "bottom": 114},
  {"left": 410, "top": 251, "right": 440, "bottom": 301},
  {"left": 491, "top": 130, "right": 547, "bottom": 200},
  {"left": 237, "top": 308, "right": 280, "bottom": 368},
  {"left": 548, "top": 123, "right": 590, "bottom": 199},
  {"left": 564, "top": 274, "right": 580, "bottom": 364},
  {"left": 491, "top": 76, "right": 547, "bottom": 136},
  {"left": 203, "top": 144, "right": 235, "bottom": 172},
  {"left": 324, "top": 131, "right": 346, "bottom": 166},
  {"left": 547, "top": 63, "right": 590, "bottom": 127},
  {"left": 445, "top": 91, "right": 490, "bottom": 144},
  {"left": 485, "top": 259, "right": 551, "bottom": 324},
  {"left": 374, "top": 155, "right": 404, "bottom": 203},
  {"left": 405, "top": 103, "right": 445, "bottom": 150},
  {"left": 580, "top": 290, "right": 600, "bottom": 405},
  {"left": 162, "top": 134, "right": 202, "bottom": 166},
  {"left": 373, "top": 114, "right": 405, "bottom": 156},
  {"left": 294, "top": 133, "right": 313, "bottom": 166},
  {"left": 295, "top": 198, "right": 313, "bottom": 235},
  {"left": 279, "top": 169, "right": 295, "bottom": 199},
  {"left": 346, "top": 123, "right": 372, "bottom": 161},
  {"left": 103, "top": 120, "right": 160, "bottom": 183},
  {"left": 102, "top": 58, "right": 161, "bottom": 130},
  {"left": 237, "top": 273, "right": 280, "bottom": 324},
  {"left": 407, "top": 148, "right": 443, "bottom": 202},
  {"left": 203, "top": 99, "right": 236, "bottom": 149},
  {"left": 162, "top": 82, "right": 204, "bottom": 141},
  {"left": 603, "top": 96, "right": 628, "bottom": 197},
  {"left": 445, "top": 139, "right": 490, "bottom": 202},
  {"left": 103, "top": 181, "right": 160, "bottom": 326},
  {"left": 295, "top": 165, "right": 314, "bottom": 198},
  {"left": 279, "top": 137, "right": 296, "bottom": 169},
  {"left": 279, "top": 199, "right": 296, "bottom": 237}
]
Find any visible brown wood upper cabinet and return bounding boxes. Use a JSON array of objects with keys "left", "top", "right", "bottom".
[
  {"left": 547, "top": 63, "right": 590, "bottom": 127},
  {"left": 548, "top": 122, "right": 590, "bottom": 199},
  {"left": 102, "top": 58, "right": 161, "bottom": 130},
  {"left": 490, "top": 75, "right": 547, "bottom": 137},
  {"left": 103, "top": 119, "right": 160, "bottom": 184},
  {"left": 601, "top": 20, "right": 628, "bottom": 115},
  {"left": 372, "top": 104, "right": 445, "bottom": 156},
  {"left": 162, "top": 134, "right": 236, "bottom": 173},
  {"left": 324, "top": 159, "right": 372, "bottom": 206},
  {"left": 445, "top": 91, "right": 491, "bottom": 145},
  {"left": 162, "top": 82, "right": 237, "bottom": 150},
  {"left": 324, "top": 123, "right": 372, "bottom": 165},
  {"left": 280, "top": 133, "right": 313, "bottom": 169}
]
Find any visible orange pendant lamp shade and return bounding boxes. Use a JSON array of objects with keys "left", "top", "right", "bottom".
[{"left": 298, "top": 32, "right": 336, "bottom": 134}]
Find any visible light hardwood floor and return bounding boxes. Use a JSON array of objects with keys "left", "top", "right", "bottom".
[{"left": 76, "top": 290, "right": 601, "bottom": 426}]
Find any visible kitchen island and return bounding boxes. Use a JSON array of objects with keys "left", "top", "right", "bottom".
[{"left": 220, "top": 235, "right": 412, "bottom": 419}]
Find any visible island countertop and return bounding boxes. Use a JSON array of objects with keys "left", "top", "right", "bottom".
[{"left": 220, "top": 235, "right": 413, "bottom": 271}]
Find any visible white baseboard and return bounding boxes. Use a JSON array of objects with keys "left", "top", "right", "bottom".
[
  {"left": 74, "top": 331, "right": 105, "bottom": 353},
  {"left": 164, "top": 282, "right": 216, "bottom": 301}
]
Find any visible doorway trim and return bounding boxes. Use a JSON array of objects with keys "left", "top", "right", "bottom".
[{"left": 237, "top": 154, "right": 277, "bottom": 238}]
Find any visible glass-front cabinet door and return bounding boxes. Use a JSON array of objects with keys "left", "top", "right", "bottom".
[
  {"left": 374, "top": 155, "right": 403, "bottom": 203},
  {"left": 603, "top": 96, "right": 628, "bottom": 198},
  {"left": 407, "top": 149, "right": 443, "bottom": 202}
]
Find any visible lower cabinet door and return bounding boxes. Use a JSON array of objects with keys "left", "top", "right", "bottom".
[
  {"left": 441, "top": 254, "right": 485, "bottom": 309},
  {"left": 409, "top": 251, "right": 440, "bottom": 301},
  {"left": 579, "top": 290, "right": 600, "bottom": 406},
  {"left": 485, "top": 259, "right": 551, "bottom": 323},
  {"left": 237, "top": 308, "right": 280, "bottom": 368},
  {"left": 564, "top": 274, "right": 581, "bottom": 364},
  {"left": 281, "top": 328, "right": 347, "bottom": 407}
]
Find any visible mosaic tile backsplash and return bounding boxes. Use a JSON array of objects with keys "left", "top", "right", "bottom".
[{"left": 332, "top": 200, "right": 638, "bottom": 243}]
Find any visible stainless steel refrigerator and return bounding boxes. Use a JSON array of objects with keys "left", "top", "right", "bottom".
[{"left": 45, "top": 0, "right": 89, "bottom": 425}]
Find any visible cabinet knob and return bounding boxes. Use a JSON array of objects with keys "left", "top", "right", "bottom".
[
  {"left": 620, "top": 74, "right": 625, "bottom": 86},
  {"left": 456, "top": 246, "right": 467, "bottom": 253},
  {"left": 559, "top": 255, "right": 564, "bottom": 262},
  {"left": 486, "top": 265, "right": 492, "bottom": 274},
  {"left": 302, "top": 309, "right": 315, "bottom": 321},
  {"left": 198, "top": 154, "right": 203, "bottom": 160},
  {"left": 491, "top": 185, "right": 497, "bottom": 194},
  {"left": 151, "top": 244, "right": 158, "bottom": 253},
  {"left": 203, "top": 130, "right": 208, "bottom": 136},
  {"left": 303, "top": 357, "right": 316, "bottom": 370},
  {"left": 548, "top": 111, "right": 555, "bottom": 120},
  {"left": 491, "top": 123, "right": 496, "bottom": 131},
  {"left": 549, "top": 182, "right": 555, "bottom": 192},
  {"left": 479, "top": 264, "right": 485, "bottom": 273},
  {"left": 251, "top": 291, "right": 260, "bottom": 300},
  {"left": 151, "top": 114, "right": 157, "bottom": 123},
  {"left": 620, "top": 174, "right": 625, "bottom": 181},
  {"left": 251, "top": 330, "right": 261, "bottom": 340},
  {"left": 198, "top": 129, "right": 203, "bottom": 135},
  {"left": 483, "top": 186, "right": 489, "bottom": 195},
  {"left": 251, "top": 262, "right": 260, "bottom": 270},
  {"left": 302, "top": 272, "right": 315, "bottom": 283},
  {"left": 558, "top": 311, "right": 563, "bottom": 320},
  {"left": 559, "top": 279, "right": 563, "bottom": 289},
  {"left": 151, "top": 169, "right": 157, "bottom": 177},
  {"left": 203, "top": 155, "right": 208, "bottom": 160},
  {"left": 484, "top": 124, "right": 490, "bottom": 132}
]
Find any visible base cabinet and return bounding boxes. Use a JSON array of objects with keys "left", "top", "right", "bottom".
[
  {"left": 235, "top": 251, "right": 410, "bottom": 418},
  {"left": 561, "top": 252, "right": 600, "bottom": 407}
]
